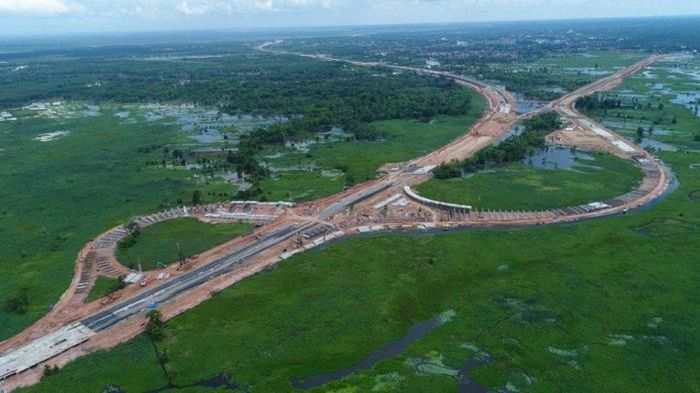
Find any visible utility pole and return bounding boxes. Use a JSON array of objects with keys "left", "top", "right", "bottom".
[{"left": 177, "top": 242, "right": 184, "bottom": 266}]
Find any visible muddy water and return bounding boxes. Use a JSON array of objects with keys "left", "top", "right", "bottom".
[{"left": 291, "top": 317, "right": 441, "bottom": 389}]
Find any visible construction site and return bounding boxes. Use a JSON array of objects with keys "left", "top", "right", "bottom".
[{"left": 0, "top": 45, "right": 674, "bottom": 391}]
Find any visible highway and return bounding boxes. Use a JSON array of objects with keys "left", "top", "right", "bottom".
[
  {"left": 1, "top": 221, "right": 318, "bottom": 381},
  {"left": 318, "top": 181, "right": 397, "bottom": 220},
  {"left": 82, "top": 221, "right": 317, "bottom": 331},
  {"left": 83, "top": 175, "right": 405, "bottom": 332}
]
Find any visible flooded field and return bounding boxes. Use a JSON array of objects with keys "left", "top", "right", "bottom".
[
  {"left": 12, "top": 101, "right": 101, "bottom": 119},
  {"left": 563, "top": 67, "right": 611, "bottom": 76},
  {"left": 650, "top": 82, "right": 699, "bottom": 117},
  {"left": 2, "top": 100, "right": 289, "bottom": 146},
  {"left": 590, "top": 56, "right": 700, "bottom": 153},
  {"left": 130, "top": 103, "right": 288, "bottom": 144}
]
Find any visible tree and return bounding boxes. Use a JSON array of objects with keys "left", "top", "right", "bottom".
[
  {"left": 4, "top": 291, "right": 29, "bottom": 315},
  {"left": 124, "top": 220, "right": 140, "bottom": 236},
  {"left": 191, "top": 189, "right": 202, "bottom": 205},
  {"left": 433, "top": 162, "right": 462, "bottom": 179},
  {"left": 637, "top": 127, "right": 645, "bottom": 140},
  {"left": 42, "top": 364, "right": 60, "bottom": 378},
  {"left": 116, "top": 275, "right": 127, "bottom": 290},
  {"left": 145, "top": 310, "right": 165, "bottom": 341}
]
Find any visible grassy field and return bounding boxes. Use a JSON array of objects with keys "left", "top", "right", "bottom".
[
  {"left": 535, "top": 51, "right": 648, "bottom": 69},
  {"left": 259, "top": 170, "right": 344, "bottom": 202},
  {"left": 0, "top": 109, "right": 235, "bottom": 340},
  {"left": 260, "top": 103, "right": 487, "bottom": 202},
  {"left": 116, "top": 218, "right": 252, "bottom": 270},
  {"left": 312, "top": 115, "right": 486, "bottom": 183},
  {"left": 24, "top": 150, "right": 699, "bottom": 393},
  {"left": 415, "top": 152, "right": 643, "bottom": 211},
  {"left": 84, "top": 277, "right": 122, "bottom": 303}
]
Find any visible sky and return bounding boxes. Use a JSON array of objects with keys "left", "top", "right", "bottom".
[{"left": 1, "top": 0, "right": 699, "bottom": 36}]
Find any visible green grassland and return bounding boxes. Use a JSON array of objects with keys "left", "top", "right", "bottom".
[
  {"left": 535, "top": 51, "right": 648, "bottom": 69},
  {"left": 84, "top": 277, "right": 123, "bottom": 303},
  {"left": 260, "top": 110, "right": 487, "bottom": 202},
  {"left": 0, "top": 109, "right": 235, "bottom": 340},
  {"left": 311, "top": 116, "right": 485, "bottom": 183},
  {"left": 116, "top": 218, "right": 252, "bottom": 270},
  {"left": 259, "top": 171, "right": 344, "bottom": 202},
  {"left": 415, "top": 152, "right": 643, "bottom": 211},
  {"left": 25, "top": 150, "right": 699, "bottom": 392}
]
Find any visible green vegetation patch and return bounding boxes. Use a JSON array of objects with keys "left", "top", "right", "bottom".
[
  {"left": 258, "top": 112, "right": 487, "bottom": 201},
  {"left": 116, "top": 217, "right": 252, "bottom": 270},
  {"left": 630, "top": 217, "right": 699, "bottom": 238},
  {"left": 259, "top": 170, "right": 344, "bottom": 202},
  {"left": 312, "top": 116, "right": 485, "bottom": 184},
  {"left": 84, "top": 277, "right": 124, "bottom": 303},
  {"left": 535, "top": 51, "right": 648, "bottom": 70},
  {"left": 27, "top": 335, "right": 167, "bottom": 393},
  {"left": 0, "top": 111, "right": 234, "bottom": 340},
  {"left": 417, "top": 152, "right": 643, "bottom": 211}
]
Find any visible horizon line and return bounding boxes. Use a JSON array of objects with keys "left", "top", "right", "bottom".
[{"left": 1, "top": 13, "right": 699, "bottom": 40}]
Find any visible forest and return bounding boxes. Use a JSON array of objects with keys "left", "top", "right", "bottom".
[{"left": 0, "top": 45, "right": 475, "bottom": 142}]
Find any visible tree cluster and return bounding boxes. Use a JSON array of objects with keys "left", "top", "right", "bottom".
[
  {"left": 434, "top": 112, "right": 561, "bottom": 179},
  {"left": 3, "top": 291, "right": 29, "bottom": 315},
  {"left": 145, "top": 310, "right": 165, "bottom": 341}
]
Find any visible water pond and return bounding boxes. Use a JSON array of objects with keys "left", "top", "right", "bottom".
[{"left": 522, "top": 146, "right": 594, "bottom": 170}]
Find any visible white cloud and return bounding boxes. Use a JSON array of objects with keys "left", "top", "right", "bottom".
[
  {"left": 176, "top": 1, "right": 209, "bottom": 15},
  {"left": 0, "top": 0, "right": 80, "bottom": 14},
  {"left": 172, "top": 0, "right": 342, "bottom": 15}
]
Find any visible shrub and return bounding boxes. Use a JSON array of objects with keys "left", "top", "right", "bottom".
[{"left": 4, "top": 292, "right": 29, "bottom": 315}]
